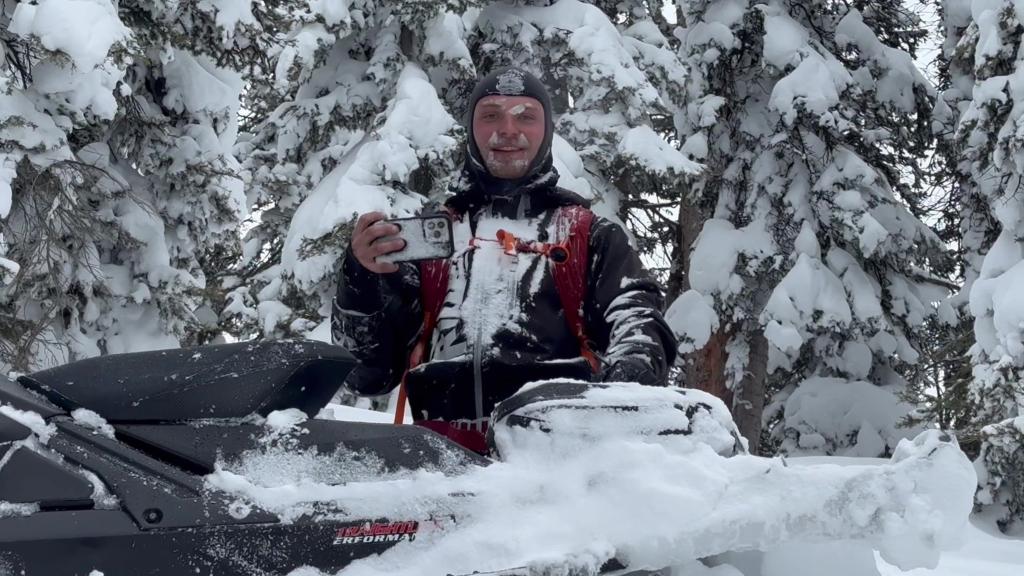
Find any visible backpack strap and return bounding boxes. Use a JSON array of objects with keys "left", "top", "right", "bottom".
[
  {"left": 551, "top": 205, "right": 599, "bottom": 374},
  {"left": 412, "top": 259, "right": 450, "bottom": 365},
  {"left": 393, "top": 216, "right": 455, "bottom": 425}
]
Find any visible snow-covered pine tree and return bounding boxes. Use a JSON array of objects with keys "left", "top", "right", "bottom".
[
  {"left": 1, "top": 0, "right": 274, "bottom": 370},
  {"left": 902, "top": 0, "right": 993, "bottom": 459},
  {"left": 228, "top": 0, "right": 477, "bottom": 341},
  {"left": 107, "top": 1, "right": 285, "bottom": 348},
  {"left": 946, "top": 0, "right": 1024, "bottom": 532},
  {"left": 231, "top": 0, "right": 698, "bottom": 345},
  {"left": 1, "top": 0, "right": 137, "bottom": 369},
  {"left": 670, "top": 0, "right": 950, "bottom": 456},
  {"left": 500, "top": 0, "right": 697, "bottom": 267}
]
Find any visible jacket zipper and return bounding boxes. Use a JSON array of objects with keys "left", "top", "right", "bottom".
[
  {"left": 473, "top": 321, "right": 484, "bottom": 421},
  {"left": 467, "top": 213, "right": 485, "bottom": 423}
]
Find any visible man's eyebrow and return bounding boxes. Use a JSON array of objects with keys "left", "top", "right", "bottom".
[{"left": 478, "top": 102, "right": 504, "bottom": 109}]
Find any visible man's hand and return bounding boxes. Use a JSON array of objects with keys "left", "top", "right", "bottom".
[
  {"left": 351, "top": 212, "right": 405, "bottom": 274},
  {"left": 601, "top": 357, "right": 662, "bottom": 386}
]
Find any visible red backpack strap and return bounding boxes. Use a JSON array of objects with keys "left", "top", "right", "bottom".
[
  {"left": 394, "top": 212, "right": 454, "bottom": 425},
  {"left": 551, "top": 205, "right": 599, "bottom": 374},
  {"left": 411, "top": 259, "right": 450, "bottom": 366},
  {"left": 394, "top": 258, "right": 449, "bottom": 425}
]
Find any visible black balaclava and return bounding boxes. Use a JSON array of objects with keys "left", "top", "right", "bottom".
[{"left": 462, "top": 67, "right": 556, "bottom": 198}]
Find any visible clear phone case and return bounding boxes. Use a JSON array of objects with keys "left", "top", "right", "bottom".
[{"left": 376, "top": 215, "right": 454, "bottom": 264}]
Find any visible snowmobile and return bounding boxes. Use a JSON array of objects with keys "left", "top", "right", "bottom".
[{"left": 0, "top": 340, "right": 738, "bottom": 576}]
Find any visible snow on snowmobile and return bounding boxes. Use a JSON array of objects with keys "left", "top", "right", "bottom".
[
  {"left": 0, "top": 340, "right": 738, "bottom": 576},
  {"left": 0, "top": 340, "right": 974, "bottom": 576}
]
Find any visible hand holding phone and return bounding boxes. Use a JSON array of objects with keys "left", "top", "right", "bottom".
[
  {"left": 350, "top": 212, "right": 454, "bottom": 273},
  {"left": 350, "top": 212, "right": 404, "bottom": 273},
  {"left": 376, "top": 215, "right": 454, "bottom": 264}
]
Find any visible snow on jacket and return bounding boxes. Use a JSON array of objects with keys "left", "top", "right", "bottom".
[{"left": 332, "top": 175, "right": 677, "bottom": 425}]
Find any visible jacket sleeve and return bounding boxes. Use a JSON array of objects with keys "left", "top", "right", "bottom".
[
  {"left": 583, "top": 217, "right": 677, "bottom": 385},
  {"left": 331, "top": 248, "right": 422, "bottom": 396}
]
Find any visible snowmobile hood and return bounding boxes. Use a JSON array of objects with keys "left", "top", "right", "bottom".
[
  {"left": 0, "top": 341, "right": 489, "bottom": 576},
  {"left": 18, "top": 340, "right": 355, "bottom": 422}
]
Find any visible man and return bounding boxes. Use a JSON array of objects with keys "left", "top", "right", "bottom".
[{"left": 332, "top": 67, "right": 676, "bottom": 448}]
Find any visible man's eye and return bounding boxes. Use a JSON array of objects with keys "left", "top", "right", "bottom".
[
  {"left": 519, "top": 114, "right": 538, "bottom": 122},
  {"left": 482, "top": 113, "right": 499, "bottom": 121}
]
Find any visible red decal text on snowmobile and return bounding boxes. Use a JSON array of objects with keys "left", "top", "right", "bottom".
[{"left": 334, "top": 521, "right": 420, "bottom": 545}]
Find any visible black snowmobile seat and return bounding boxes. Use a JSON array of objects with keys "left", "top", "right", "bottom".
[{"left": 17, "top": 340, "right": 356, "bottom": 422}]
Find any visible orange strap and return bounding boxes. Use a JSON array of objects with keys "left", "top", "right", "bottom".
[
  {"left": 394, "top": 378, "right": 409, "bottom": 424},
  {"left": 394, "top": 310, "right": 435, "bottom": 424}
]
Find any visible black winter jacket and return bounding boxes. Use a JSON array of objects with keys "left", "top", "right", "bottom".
[{"left": 332, "top": 179, "right": 676, "bottom": 425}]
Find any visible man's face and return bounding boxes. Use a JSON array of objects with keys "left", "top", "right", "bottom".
[{"left": 472, "top": 95, "right": 545, "bottom": 180}]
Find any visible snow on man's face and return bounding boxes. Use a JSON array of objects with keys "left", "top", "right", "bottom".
[{"left": 472, "top": 95, "right": 545, "bottom": 180}]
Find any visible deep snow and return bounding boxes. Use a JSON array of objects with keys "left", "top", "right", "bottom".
[
  {"left": 875, "top": 517, "right": 1023, "bottom": 576},
  {"left": 203, "top": 387, "right": 983, "bottom": 576}
]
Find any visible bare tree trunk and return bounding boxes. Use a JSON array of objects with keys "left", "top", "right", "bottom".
[
  {"left": 666, "top": 194, "right": 703, "bottom": 302},
  {"left": 686, "top": 328, "right": 734, "bottom": 408},
  {"left": 932, "top": 359, "right": 946, "bottom": 429},
  {"left": 732, "top": 329, "right": 768, "bottom": 455},
  {"left": 669, "top": 191, "right": 738, "bottom": 412}
]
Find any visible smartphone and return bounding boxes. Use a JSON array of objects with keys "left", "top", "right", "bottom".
[{"left": 375, "top": 215, "right": 455, "bottom": 264}]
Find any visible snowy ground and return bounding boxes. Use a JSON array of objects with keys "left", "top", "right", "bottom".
[
  {"left": 786, "top": 457, "right": 1024, "bottom": 575},
  {"left": 875, "top": 518, "right": 1024, "bottom": 576}
]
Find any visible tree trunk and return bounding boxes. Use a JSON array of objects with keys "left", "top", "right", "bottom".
[
  {"left": 686, "top": 327, "right": 734, "bottom": 408},
  {"left": 670, "top": 190, "right": 737, "bottom": 410},
  {"left": 732, "top": 329, "right": 768, "bottom": 455},
  {"left": 666, "top": 193, "right": 703, "bottom": 302}
]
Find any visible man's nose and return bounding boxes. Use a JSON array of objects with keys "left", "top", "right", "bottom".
[{"left": 497, "top": 115, "right": 518, "bottom": 135}]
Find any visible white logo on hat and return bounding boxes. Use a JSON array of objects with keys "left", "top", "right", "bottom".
[{"left": 496, "top": 69, "right": 526, "bottom": 95}]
